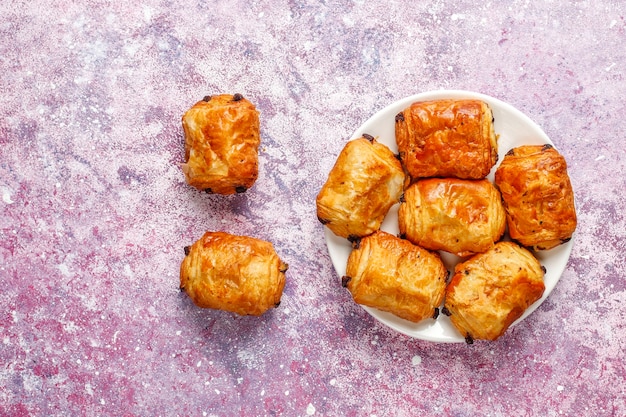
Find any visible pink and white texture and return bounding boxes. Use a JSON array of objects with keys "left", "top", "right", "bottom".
[{"left": 1, "top": 1, "right": 625, "bottom": 416}]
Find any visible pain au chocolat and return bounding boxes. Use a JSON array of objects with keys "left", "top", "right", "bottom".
[
  {"left": 395, "top": 99, "right": 498, "bottom": 180},
  {"left": 444, "top": 241, "right": 546, "bottom": 343},
  {"left": 494, "top": 144, "right": 577, "bottom": 250},
  {"left": 181, "top": 93, "right": 260, "bottom": 195},
  {"left": 343, "top": 231, "right": 447, "bottom": 323},
  {"left": 316, "top": 135, "right": 405, "bottom": 241},
  {"left": 398, "top": 178, "right": 506, "bottom": 257},
  {"left": 180, "top": 231, "right": 288, "bottom": 316}
]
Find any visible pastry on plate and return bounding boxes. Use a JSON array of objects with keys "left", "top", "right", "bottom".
[
  {"left": 444, "top": 241, "right": 546, "bottom": 343},
  {"left": 398, "top": 178, "right": 506, "bottom": 257},
  {"left": 180, "top": 231, "right": 288, "bottom": 316},
  {"left": 494, "top": 144, "right": 577, "bottom": 250},
  {"left": 343, "top": 231, "right": 447, "bottom": 323},
  {"left": 316, "top": 135, "right": 405, "bottom": 241},
  {"left": 181, "top": 93, "right": 260, "bottom": 195},
  {"left": 395, "top": 99, "right": 498, "bottom": 179}
]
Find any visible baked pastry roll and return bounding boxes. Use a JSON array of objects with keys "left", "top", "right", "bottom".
[
  {"left": 395, "top": 99, "right": 498, "bottom": 179},
  {"left": 398, "top": 178, "right": 506, "bottom": 257},
  {"left": 316, "top": 136, "right": 405, "bottom": 241},
  {"left": 343, "top": 231, "right": 447, "bottom": 323},
  {"left": 180, "top": 231, "right": 288, "bottom": 316},
  {"left": 181, "top": 93, "right": 260, "bottom": 194},
  {"left": 494, "top": 144, "right": 577, "bottom": 250},
  {"left": 444, "top": 241, "right": 546, "bottom": 343}
]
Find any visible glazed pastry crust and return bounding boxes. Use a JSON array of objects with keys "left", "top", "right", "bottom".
[
  {"left": 181, "top": 94, "right": 260, "bottom": 195},
  {"left": 494, "top": 144, "right": 577, "bottom": 250},
  {"left": 395, "top": 99, "right": 498, "bottom": 179},
  {"left": 180, "top": 231, "right": 288, "bottom": 316},
  {"left": 344, "top": 231, "right": 447, "bottom": 323},
  {"left": 316, "top": 137, "right": 405, "bottom": 240},
  {"left": 398, "top": 178, "right": 506, "bottom": 257},
  {"left": 444, "top": 241, "right": 545, "bottom": 341}
]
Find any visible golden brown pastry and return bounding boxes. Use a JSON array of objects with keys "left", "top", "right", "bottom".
[
  {"left": 395, "top": 99, "right": 498, "bottom": 179},
  {"left": 494, "top": 144, "right": 577, "bottom": 250},
  {"left": 180, "top": 231, "right": 288, "bottom": 316},
  {"left": 398, "top": 178, "right": 506, "bottom": 257},
  {"left": 444, "top": 241, "right": 546, "bottom": 343},
  {"left": 181, "top": 94, "right": 260, "bottom": 195},
  {"left": 316, "top": 135, "right": 405, "bottom": 241},
  {"left": 343, "top": 231, "right": 447, "bottom": 323}
]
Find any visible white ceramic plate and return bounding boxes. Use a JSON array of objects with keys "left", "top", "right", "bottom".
[{"left": 324, "top": 90, "right": 574, "bottom": 343}]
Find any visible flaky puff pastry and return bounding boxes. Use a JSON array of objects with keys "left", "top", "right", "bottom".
[
  {"left": 395, "top": 99, "right": 498, "bottom": 179},
  {"left": 181, "top": 94, "right": 260, "bottom": 195},
  {"left": 398, "top": 178, "right": 506, "bottom": 257},
  {"left": 343, "top": 231, "right": 447, "bottom": 323},
  {"left": 180, "top": 231, "right": 288, "bottom": 316},
  {"left": 316, "top": 136, "right": 405, "bottom": 241},
  {"left": 444, "top": 241, "right": 545, "bottom": 343},
  {"left": 495, "top": 144, "right": 577, "bottom": 250}
]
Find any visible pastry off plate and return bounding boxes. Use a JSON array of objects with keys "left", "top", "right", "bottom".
[{"left": 323, "top": 90, "right": 575, "bottom": 343}]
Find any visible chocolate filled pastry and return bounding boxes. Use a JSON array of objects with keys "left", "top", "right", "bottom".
[
  {"left": 444, "top": 241, "right": 546, "bottom": 342},
  {"left": 181, "top": 93, "right": 260, "bottom": 195},
  {"left": 343, "top": 231, "right": 447, "bottom": 323},
  {"left": 316, "top": 136, "right": 405, "bottom": 241},
  {"left": 395, "top": 99, "right": 498, "bottom": 179},
  {"left": 398, "top": 178, "right": 506, "bottom": 257},
  {"left": 180, "top": 231, "right": 288, "bottom": 316},
  {"left": 494, "top": 144, "right": 577, "bottom": 250}
]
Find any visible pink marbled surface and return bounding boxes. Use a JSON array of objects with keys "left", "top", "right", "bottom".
[{"left": 1, "top": 1, "right": 625, "bottom": 416}]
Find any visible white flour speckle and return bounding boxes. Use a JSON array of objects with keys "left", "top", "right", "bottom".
[
  {"left": 557, "top": 385, "right": 564, "bottom": 392},
  {"left": 2, "top": 187, "right": 14, "bottom": 204},
  {"left": 412, "top": 355, "right": 422, "bottom": 366},
  {"left": 330, "top": 378, "right": 336, "bottom": 386},
  {"left": 306, "top": 403, "right": 316, "bottom": 415}
]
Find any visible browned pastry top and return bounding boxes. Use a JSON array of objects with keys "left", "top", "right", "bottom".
[
  {"left": 180, "top": 231, "right": 287, "bottom": 316},
  {"left": 495, "top": 144, "right": 577, "bottom": 250},
  {"left": 395, "top": 99, "right": 498, "bottom": 179},
  {"left": 181, "top": 94, "right": 260, "bottom": 194}
]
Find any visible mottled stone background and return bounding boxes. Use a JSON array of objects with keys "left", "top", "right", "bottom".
[{"left": 1, "top": 1, "right": 624, "bottom": 416}]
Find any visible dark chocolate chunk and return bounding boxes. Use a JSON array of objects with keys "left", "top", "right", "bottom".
[
  {"left": 184, "top": 246, "right": 191, "bottom": 256},
  {"left": 235, "top": 186, "right": 247, "bottom": 193},
  {"left": 202, "top": 95, "right": 212, "bottom": 102},
  {"left": 362, "top": 133, "right": 374, "bottom": 142},
  {"left": 347, "top": 235, "right": 360, "bottom": 244},
  {"left": 233, "top": 93, "right": 244, "bottom": 101},
  {"left": 341, "top": 276, "right": 351, "bottom": 287},
  {"left": 395, "top": 112, "right": 405, "bottom": 122},
  {"left": 432, "top": 307, "right": 440, "bottom": 319}
]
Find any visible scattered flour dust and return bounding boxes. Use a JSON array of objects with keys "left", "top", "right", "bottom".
[
  {"left": 412, "top": 355, "right": 422, "bottom": 366},
  {"left": 306, "top": 403, "right": 316, "bottom": 415}
]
